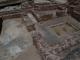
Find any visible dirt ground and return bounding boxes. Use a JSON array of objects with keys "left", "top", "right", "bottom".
[{"left": 15, "top": 45, "right": 41, "bottom": 60}]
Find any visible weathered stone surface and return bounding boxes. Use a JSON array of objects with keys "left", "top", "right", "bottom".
[{"left": 33, "top": 16, "right": 80, "bottom": 60}]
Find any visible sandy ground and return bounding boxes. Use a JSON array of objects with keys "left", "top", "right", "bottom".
[{"left": 15, "top": 45, "right": 41, "bottom": 60}]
